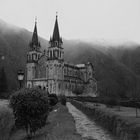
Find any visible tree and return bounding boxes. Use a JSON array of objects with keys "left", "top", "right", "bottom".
[
  {"left": 0, "top": 67, "right": 7, "bottom": 94},
  {"left": 48, "top": 94, "right": 58, "bottom": 111},
  {"left": 10, "top": 87, "right": 49, "bottom": 138},
  {"left": 59, "top": 94, "right": 67, "bottom": 105},
  {"left": 131, "top": 79, "right": 140, "bottom": 118}
]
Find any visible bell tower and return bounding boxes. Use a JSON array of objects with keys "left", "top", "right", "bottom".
[
  {"left": 27, "top": 19, "right": 42, "bottom": 63},
  {"left": 26, "top": 19, "right": 42, "bottom": 88},
  {"left": 48, "top": 14, "right": 64, "bottom": 61},
  {"left": 47, "top": 14, "right": 64, "bottom": 95}
]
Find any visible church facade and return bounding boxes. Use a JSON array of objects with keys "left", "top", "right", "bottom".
[{"left": 26, "top": 16, "right": 97, "bottom": 96}]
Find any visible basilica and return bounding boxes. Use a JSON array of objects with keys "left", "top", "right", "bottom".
[{"left": 26, "top": 15, "right": 97, "bottom": 96}]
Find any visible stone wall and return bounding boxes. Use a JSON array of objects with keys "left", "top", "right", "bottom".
[{"left": 70, "top": 100, "right": 140, "bottom": 140}]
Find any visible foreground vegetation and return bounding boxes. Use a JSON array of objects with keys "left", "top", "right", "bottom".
[
  {"left": 0, "top": 102, "right": 14, "bottom": 140},
  {"left": 0, "top": 88, "right": 70, "bottom": 140},
  {"left": 9, "top": 102, "right": 82, "bottom": 140},
  {"left": 10, "top": 87, "right": 50, "bottom": 138},
  {"left": 71, "top": 100, "right": 140, "bottom": 140}
]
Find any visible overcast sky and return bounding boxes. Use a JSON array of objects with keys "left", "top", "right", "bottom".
[{"left": 0, "top": 0, "right": 140, "bottom": 43}]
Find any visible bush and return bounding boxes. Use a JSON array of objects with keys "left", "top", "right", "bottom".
[
  {"left": 73, "top": 86, "right": 84, "bottom": 96},
  {"left": 121, "top": 100, "right": 140, "bottom": 108},
  {"left": 10, "top": 87, "right": 49, "bottom": 137},
  {"left": 105, "top": 98, "right": 118, "bottom": 108},
  {"left": 48, "top": 94, "right": 58, "bottom": 106},
  {"left": 59, "top": 95, "right": 67, "bottom": 105}
]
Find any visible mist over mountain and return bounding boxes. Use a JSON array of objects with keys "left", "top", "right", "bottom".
[
  {"left": 0, "top": 19, "right": 140, "bottom": 98},
  {"left": 0, "top": 19, "right": 47, "bottom": 91},
  {"left": 63, "top": 40, "right": 140, "bottom": 97}
]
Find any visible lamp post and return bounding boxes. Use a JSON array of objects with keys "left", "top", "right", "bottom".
[
  {"left": 0, "top": 55, "right": 6, "bottom": 93},
  {"left": 1, "top": 56, "right": 5, "bottom": 61},
  {"left": 0, "top": 54, "right": 5, "bottom": 66},
  {"left": 46, "top": 84, "right": 49, "bottom": 95},
  {"left": 17, "top": 69, "right": 24, "bottom": 89}
]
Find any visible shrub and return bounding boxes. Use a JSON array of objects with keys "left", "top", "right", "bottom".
[
  {"left": 105, "top": 98, "right": 118, "bottom": 108},
  {"left": 73, "top": 86, "right": 84, "bottom": 96},
  {"left": 59, "top": 95, "right": 67, "bottom": 105},
  {"left": 48, "top": 94, "right": 58, "bottom": 106},
  {"left": 10, "top": 87, "right": 49, "bottom": 138}
]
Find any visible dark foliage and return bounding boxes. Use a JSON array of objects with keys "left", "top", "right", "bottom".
[
  {"left": 9, "top": 87, "right": 49, "bottom": 137},
  {"left": 72, "top": 86, "right": 84, "bottom": 96},
  {"left": 121, "top": 100, "right": 140, "bottom": 108},
  {"left": 48, "top": 94, "right": 58, "bottom": 107},
  {"left": 59, "top": 95, "right": 67, "bottom": 105},
  {"left": 104, "top": 98, "right": 118, "bottom": 108},
  {"left": 71, "top": 96, "right": 140, "bottom": 109},
  {"left": 0, "top": 67, "right": 8, "bottom": 94}
]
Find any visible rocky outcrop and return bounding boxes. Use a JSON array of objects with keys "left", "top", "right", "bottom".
[{"left": 70, "top": 100, "right": 140, "bottom": 140}]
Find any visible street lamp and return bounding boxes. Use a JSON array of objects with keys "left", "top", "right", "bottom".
[
  {"left": 17, "top": 69, "right": 24, "bottom": 89},
  {"left": 0, "top": 54, "right": 5, "bottom": 66},
  {"left": 46, "top": 84, "right": 49, "bottom": 95},
  {"left": 1, "top": 56, "right": 5, "bottom": 60}
]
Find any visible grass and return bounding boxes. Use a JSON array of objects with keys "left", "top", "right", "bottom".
[
  {"left": 0, "top": 101, "right": 14, "bottom": 140},
  {"left": 86, "top": 102, "right": 140, "bottom": 126}
]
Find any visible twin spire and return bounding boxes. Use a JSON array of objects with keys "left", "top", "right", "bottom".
[
  {"left": 29, "top": 18, "right": 40, "bottom": 51},
  {"left": 30, "top": 14, "right": 62, "bottom": 51},
  {"left": 51, "top": 14, "right": 62, "bottom": 43},
  {"left": 32, "top": 18, "right": 39, "bottom": 46}
]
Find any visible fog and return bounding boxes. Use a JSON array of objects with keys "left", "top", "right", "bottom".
[{"left": 0, "top": 0, "right": 140, "bottom": 44}]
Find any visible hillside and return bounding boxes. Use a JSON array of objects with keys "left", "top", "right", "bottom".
[
  {"left": 0, "top": 19, "right": 47, "bottom": 91},
  {"left": 0, "top": 19, "right": 140, "bottom": 98},
  {"left": 63, "top": 41, "right": 139, "bottom": 97},
  {"left": 106, "top": 46, "right": 140, "bottom": 76}
]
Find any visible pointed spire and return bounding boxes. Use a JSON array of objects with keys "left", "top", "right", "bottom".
[
  {"left": 32, "top": 18, "right": 39, "bottom": 46},
  {"left": 52, "top": 13, "right": 62, "bottom": 42}
]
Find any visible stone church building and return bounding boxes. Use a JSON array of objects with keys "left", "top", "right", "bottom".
[{"left": 26, "top": 15, "right": 97, "bottom": 96}]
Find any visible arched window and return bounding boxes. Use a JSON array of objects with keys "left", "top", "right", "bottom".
[
  {"left": 57, "top": 50, "right": 59, "bottom": 58},
  {"left": 60, "top": 52, "right": 61, "bottom": 59},
  {"left": 50, "top": 50, "right": 52, "bottom": 59},
  {"left": 50, "top": 83, "right": 52, "bottom": 92},
  {"left": 69, "top": 84, "right": 71, "bottom": 90},
  {"left": 27, "top": 54, "right": 29, "bottom": 61},
  {"left": 28, "top": 84, "right": 31, "bottom": 88},
  {"left": 28, "top": 55, "right": 30, "bottom": 61},
  {"left": 59, "top": 83, "right": 61, "bottom": 89},
  {"left": 64, "top": 68, "right": 66, "bottom": 75},
  {"left": 43, "top": 87, "right": 46, "bottom": 90},
  {"left": 55, "top": 41, "right": 58, "bottom": 46},
  {"left": 65, "top": 84, "right": 67, "bottom": 89},
  {"left": 35, "top": 54, "right": 37, "bottom": 60},
  {"left": 32, "top": 54, "right": 34, "bottom": 60}
]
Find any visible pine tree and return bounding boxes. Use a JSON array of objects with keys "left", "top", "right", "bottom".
[{"left": 0, "top": 67, "right": 7, "bottom": 93}]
